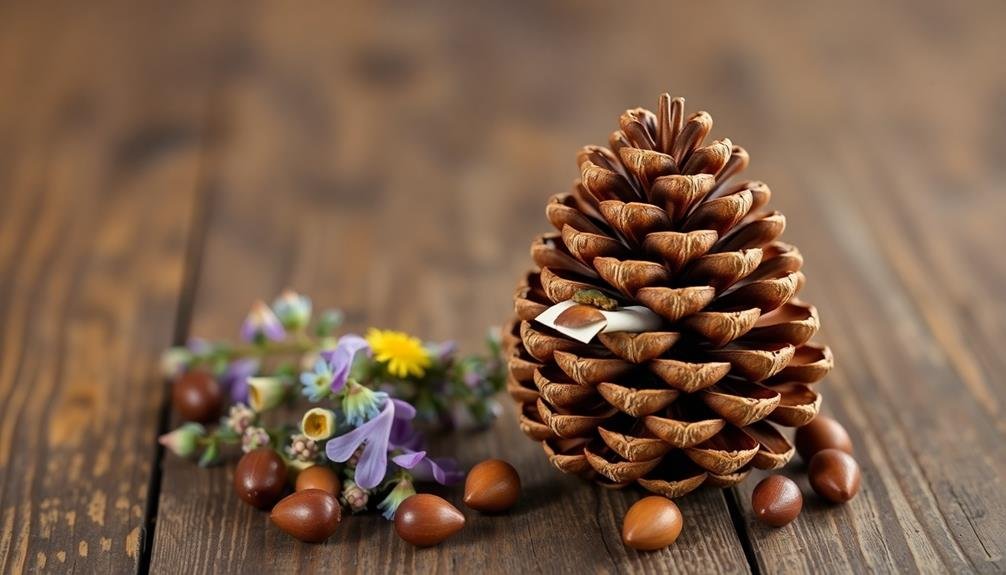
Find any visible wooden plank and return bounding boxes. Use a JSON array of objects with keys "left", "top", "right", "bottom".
[
  {"left": 715, "top": 2, "right": 1006, "bottom": 573},
  {"left": 148, "top": 2, "right": 755, "bottom": 573},
  {"left": 142, "top": 0, "right": 1006, "bottom": 574},
  {"left": 1, "top": 0, "right": 1001, "bottom": 572},
  {"left": 0, "top": 2, "right": 219, "bottom": 572}
]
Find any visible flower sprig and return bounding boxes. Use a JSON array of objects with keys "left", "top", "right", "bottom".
[{"left": 159, "top": 290, "right": 505, "bottom": 520}]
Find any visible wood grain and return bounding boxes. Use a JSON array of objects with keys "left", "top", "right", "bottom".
[
  {"left": 717, "top": 3, "right": 1006, "bottom": 573},
  {"left": 147, "top": 3, "right": 752, "bottom": 573},
  {"left": 0, "top": 0, "right": 1003, "bottom": 573},
  {"left": 0, "top": 1, "right": 215, "bottom": 572}
]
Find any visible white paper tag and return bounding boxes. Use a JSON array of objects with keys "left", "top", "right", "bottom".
[{"left": 534, "top": 300, "right": 663, "bottom": 344}]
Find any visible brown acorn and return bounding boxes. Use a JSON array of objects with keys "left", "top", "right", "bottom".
[
  {"left": 394, "top": 494, "right": 465, "bottom": 547},
  {"left": 295, "top": 465, "right": 341, "bottom": 497},
  {"left": 751, "top": 475, "right": 802, "bottom": 527},
  {"left": 622, "top": 496, "right": 683, "bottom": 550},
  {"left": 507, "top": 94, "right": 834, "bottom": 500},
  {"left": 270, "top": 489, "right": 342, "bottom": 543},
  {"left": 795, "top": 415, "right": 853, "bottom": 460},
  {"left": 464, "top": 459, "right": 521, "bottom": 513},
  {"left": 809, "top": 449, "right": 861, "bottom": 503},
  {"left": 172, "top": 371, "right": 223, "bottom": 423},
  {"left": 233, "top": 448, "right": 286, "bottom": 510}
]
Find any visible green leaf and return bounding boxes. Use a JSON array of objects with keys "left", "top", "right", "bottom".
[
  {"left": 274, "top": 362, "right": 298, "bottom": 379},
  {"left": 198, "top": 441, "right": 220, "bottom": 467},
  {"left": 215, "top": 427, "right": 240, "bottom": 442}
]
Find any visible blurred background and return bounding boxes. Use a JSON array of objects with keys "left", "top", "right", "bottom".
[
  {"left": 3, "top": 0, "right": 1001, "bottom": 342},
  {"left": 1, "top": 0, "right": 1003, "bottom": 572}
]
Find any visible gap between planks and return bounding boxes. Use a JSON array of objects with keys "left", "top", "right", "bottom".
[{"left": 137, "top": 86, "right": 221, "bottom": 575}]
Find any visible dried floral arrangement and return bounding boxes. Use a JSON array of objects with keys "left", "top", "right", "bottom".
[
  {"left": 505, "top": 93, "right": 836, "bottom": 497},
  {"left": 160, "top": 290, "right": 505, "bottom": 524}
]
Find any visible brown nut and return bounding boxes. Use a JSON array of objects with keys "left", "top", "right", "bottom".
[
  {"left": 809, "top": 448, "right": 861, "bottom": 503},
  {"left": 621, "top": 496, "right": 683, "bottom": 550},
  {"left": 751, "top": 475, "right": 802, "bottom": 527},
  {"left": 295, "top": 465, "right": 341, "bottom": 497},
  {"left": 172, "top": 371, "right": 223, "bottom": 423},
  {"left": 795, "top": 415, "right": 852, "bottom": 460},
  {"left": 394, "top": 494, "right": 465, "bottom": 547},
  {"left": 270, "top": 489, "right": 342, "bottom": 543},
  {"left": 464, "top": 459, "right": 521, "bottom": 513},
  {"left": 233, "top": 448, "right": 287, "bottom": 509}
]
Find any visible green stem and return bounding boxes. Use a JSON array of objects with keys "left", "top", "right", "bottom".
[
  {"left": 191, "top": 333, "right": 319, "bottom": 370},
  {"left": 228, "top": 333, "right": 317, "bottom": 358}
]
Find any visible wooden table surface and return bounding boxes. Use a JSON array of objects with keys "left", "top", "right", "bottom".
[{"left": 1, "top": 1, "right": 1004, "bottom": 573}]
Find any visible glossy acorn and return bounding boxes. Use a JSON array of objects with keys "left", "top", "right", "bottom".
[
  {"left": 295, "top": 465, "right": 341, "bottom": 497},
  {"left": 233, "top": 448, "right": 287, "bottom": 509},
  {"left": 809, "top": 448, "right": 861, "bottom": 503},
  {"left": 394, "top": 494, "right": 465, "bottom": 547},
  {"left": 270, "top": 489, "right": 342, "bottom": 543},
  {"left": 172, "top": 371, "right": 223, "bottom": 423},
  {"left": 621, "top": 496, "right": 683, "bottom": 550},
  {"left": 463, "top": 459, "right": 521, "bottom": 513},
  {"left": 795, "top": 415, "right": 853, "bottom": 460},
  {"left": 751, "top": 475, "right": 802, "bottom": 527}
]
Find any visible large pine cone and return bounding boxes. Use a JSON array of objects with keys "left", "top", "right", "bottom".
[{"left": 504, "top": 94, "right": 833, "bottom": 497}]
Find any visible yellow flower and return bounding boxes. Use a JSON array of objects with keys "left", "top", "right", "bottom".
[
  {"left": 366, "top": 328, "right": 431, "bottom": 379},
  {"left": 247, "top": 377, "right": 286, "bottom": 412},
  {"left": 301, "top": 407, "right": 337, "bottom": 441}
]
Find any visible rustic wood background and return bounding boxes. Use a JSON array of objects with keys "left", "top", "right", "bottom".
[{"left": 1, "top": 0, "right": 1004, "bottom": 573}]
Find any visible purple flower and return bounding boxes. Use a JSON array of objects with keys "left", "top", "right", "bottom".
[
  {"left": 320, "top": 334, "right": 370, "bottom": 394},
  {"left": 391, "top": 450, "right": 464, "bottom": 485},
  {"left": 389, "top": 414, "right": 424, "bottom": 451},
  {"left": 221, "top": 358, "right": 260, "bottom": 404},
  {"left": 324, "top": 396, "right": 415, "bottom": 489},
  {"left": 463, "top": 367, "right": 483, "bottom": 389},
  {"left": 426, "top": 340, "right": 457, "bottom": 363},
  {"left": 240, "top": 301, "right": 286, "bottom": 343}
]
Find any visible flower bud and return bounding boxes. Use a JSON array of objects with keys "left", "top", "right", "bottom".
[
  {"left": 272, "top": 290, "right": 312, "bottom": 331},
  {"left": 241, "top": 426, "right": 271, "bottom": 453},
  {"left": 342, "top": 381, "right": 385, "bottom": 427},
  {"left": 240, "top": 300, "right": 286, "bottom": 343},
  {"left": 159, "top": 423, "right": 205, "bottom": 458},
  {"left": 377, "top": 478, "right": 416, "bottom": 520},
  {"left": 160, "top": 347, "right": 191, "bottom": 378},
  {"left": 341, "top": 480, "right": 370, "bottom": 513},
  {"left": 247, "top": 377, "right": 286, "bottom": 412},
  {"left": 224, "top": 403, "right": 256, "bottom": 435},
  {"left": 287, "top": 433, "right": 320, "bottom": 462},
  {"left": 315, "top": 309, "right": 344, "bottom": 337},
  {"left": 301, "top": 408, "right": 337, "bottom": 441}
]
